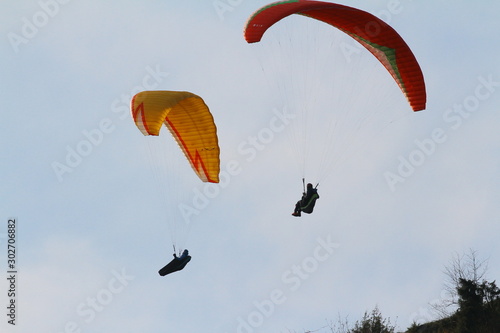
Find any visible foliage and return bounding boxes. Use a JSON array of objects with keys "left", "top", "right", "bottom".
[
  {"left": 299, "top": 250, "right": 500, "bottom": 333},
  {"left": 349, "top": 307, "right": 396, "bottom": 333},
  {"left": 406, "top": 250, "right": 500, "bottom": 333},
  {"left": 304, "top": 307, "right": 396, "bottom": 333},
  {"left": 431, "top": 249, "right": 488, "bottom": 318},
  {"left": 455, "top": 278, "right": 500, "bottom": 333}
]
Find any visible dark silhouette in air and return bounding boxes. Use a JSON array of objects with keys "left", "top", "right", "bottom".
[
  {"left": 292, "top": 183, "right": 319, "bottom": 217},
  {"left": 158, "top": 249, "right": 192, "bottom": 276}
]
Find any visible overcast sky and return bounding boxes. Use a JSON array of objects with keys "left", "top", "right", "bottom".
[{"left": 2, "top": 1, "right": 500, "bottom": 332}]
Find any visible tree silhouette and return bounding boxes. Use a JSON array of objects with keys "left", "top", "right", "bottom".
[
  {"left": 432, "top": 249, "right": 488, "bottom": 318},
  {"left": 350, "top": 307, "right": 395, "bottom": 333}
]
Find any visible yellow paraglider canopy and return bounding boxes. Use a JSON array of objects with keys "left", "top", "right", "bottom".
[{"left": 131, "top": 91, "right": 220, "bottom": 183}]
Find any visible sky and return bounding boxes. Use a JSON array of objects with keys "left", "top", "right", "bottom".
[{"left": 1, "top": 1, "right": 500, "bottom": 332}]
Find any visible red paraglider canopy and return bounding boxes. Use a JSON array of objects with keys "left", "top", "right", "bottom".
[{"left": 244, "top": 0, "right": 426, "bottom": 111}]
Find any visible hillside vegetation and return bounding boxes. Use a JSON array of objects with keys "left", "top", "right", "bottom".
[
  {"left": 405, "top": 296, "right": 500, "bottom": 333},
  {"left": 305, "top": 251, "right": 500, "bottom": 333}
]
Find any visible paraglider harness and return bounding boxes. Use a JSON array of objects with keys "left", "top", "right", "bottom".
[
  {"left": 300, "top": 180, "right": 319, "bottom": 213},
  {"left": 158, "top": 247, "right": 192, "bottom": 276},
  {"left": 295, "top": 179, "right": 319, "bottom": 215}
]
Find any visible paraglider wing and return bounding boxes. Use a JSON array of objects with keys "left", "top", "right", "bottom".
[
  {"left": 244, "top": 0, "right": 426, "bottom": 111},
  {"left": 131, "top": 91, "right": 220, "bottom": 183}
]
